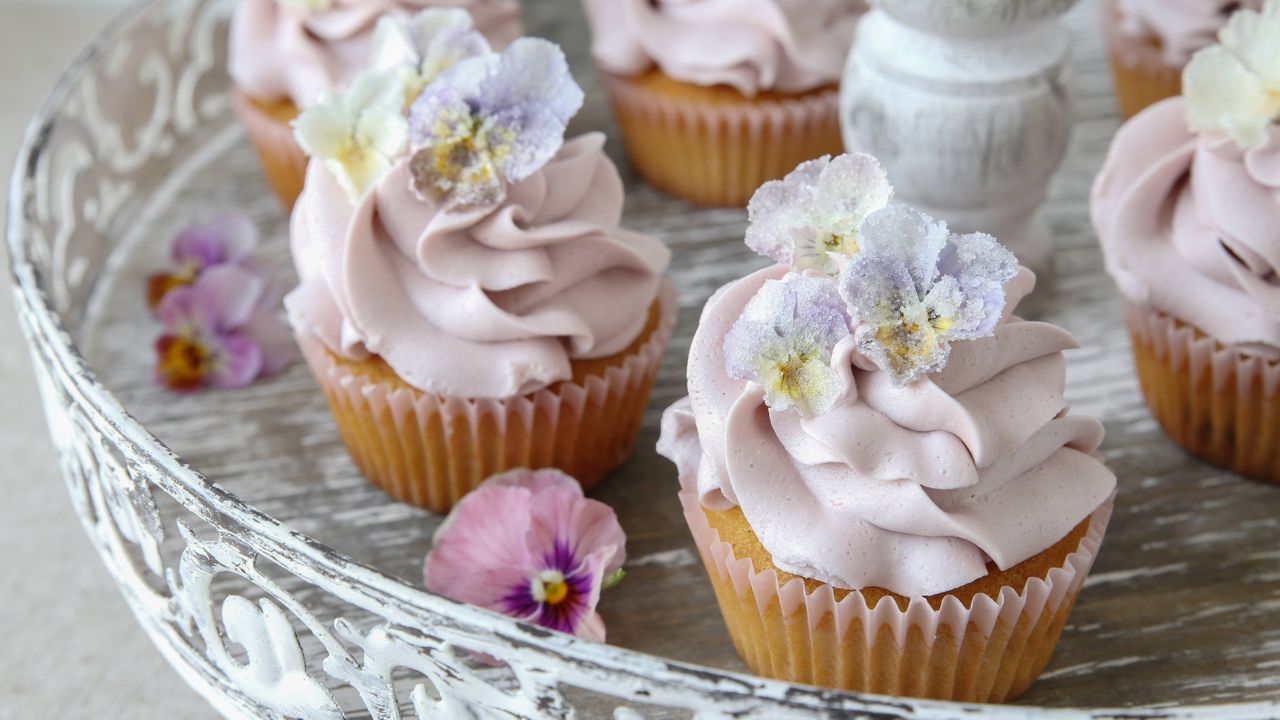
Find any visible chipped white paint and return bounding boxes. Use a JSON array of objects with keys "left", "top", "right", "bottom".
[{"left": 9, "top": 0, "right": 1280, "bottom": 717}]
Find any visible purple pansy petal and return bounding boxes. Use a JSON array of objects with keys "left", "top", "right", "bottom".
[
  {"left": 811, "top": 153, "right": 894, "bottom": 220},
  {"left": 157, "top": 285, "right": 212, "bottom": 335},
  {"left": 196, "top": 265, "right": 266, "bottom": 331},
  {"left": 745, "top": 158, "right": 828, "bottom": 264},
  {"left": 207, "top": 331, "right": 264, "bottom": 389},
  {"left": 242, "top": 305, "right": 296, "bottom": 376},
  {"left": 170, "top": 211, "right": 256, "bottom": 269},
  {"left": 476, "top": 38, "right": 583, "bottom": 128}
]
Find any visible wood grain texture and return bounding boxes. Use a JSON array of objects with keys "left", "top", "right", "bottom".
[{"left": 71, "top": 0, "right": 1280, "bottom": 712}]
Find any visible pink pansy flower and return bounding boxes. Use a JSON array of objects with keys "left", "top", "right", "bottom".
[
  {"left": 154, "top": 265, "right": 294, "bottom": 392},
  {"left": 424, "top": 469, "right": 626, "bottom": 642},
  {"left": 147, "top": 212, "right": 257, "bottom": 311}
]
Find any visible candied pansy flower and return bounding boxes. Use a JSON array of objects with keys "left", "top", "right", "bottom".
[
  {"left": 155, "top": 265, "right": 294, "bottom": 392},
  {"left": 724, "top": 276, "right": 852, "bottom": 416},
  {"left": 146, "top": 212, "right": 257, "bottom": 311},
  {"left": 745, "top": 153, "right": 893, "bottom": 275},
  {"left": 839, "top": 205, "right": 1019, "bottom": 387},
  {"left": 294, "top": 70, "right": 410, "bottom": 202},
  {"left": 1184, "top": 0, "right": 1280, "bottom": 149},
  {"left": 406, "top": 37, "right": 584, "bottom": 208},
  {"left": 368, "top": 8, "right": 491, "bottom": 107},
  {"left": 424, "top": 469, "right": 625, "bottom": 641}
]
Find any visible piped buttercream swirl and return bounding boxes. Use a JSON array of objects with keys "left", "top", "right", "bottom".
[
  {"left": 1092, "top": 97, "right": 1280, "bottom": 357},
  {"left": 583, "top": 0, "right": 864, "bottom": 96},
  {"left": 229, "top": 0, "right": 521, "bottom": 108},
  {"left": 658, "top": 265, "right": 1115, "bottom": 597},
  {"left": 285, "top": 132, "right": 671, "bottom": 398}
]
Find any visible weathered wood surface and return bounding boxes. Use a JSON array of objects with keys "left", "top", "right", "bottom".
[{"left": 74, "top": 0, "right": 1280, "bottom": 712}]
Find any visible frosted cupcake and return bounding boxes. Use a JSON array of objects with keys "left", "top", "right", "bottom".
[
  {"left": 1093, "top": 2, "right": 1280, "bottom": 483},
  {"left": 1104, "top": 0, "right": 1260, "bottom": 119},
  {"left": 659, "top": 154, "right": 1116, "bottom": 701},
  {"left": 228, "top": 0, "right": 521, "bottom": 209},
  {"left": 582, "top": 0, "right": 865, "bottom": 207},
  {"left": 287, "top": 16, "right": 674, "bottom": 512}
]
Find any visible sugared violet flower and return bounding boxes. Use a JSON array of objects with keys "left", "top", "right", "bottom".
[
  {"left": 1184, "top": 0, "right": 1280, "bottom": 149},
  {"left": 746, "top": 153, "right": 892, "bottom": 274},
  {"left": 368, "top": 8, "right": 491, "bottom": 107},
  {"left": 724, "top": 276, "right": 851, "bottom": 416},
  {"left": 293, "top": 70, "right": 409, "bottom": 201},
  {"left": 406, "top": 37, "right": 583, "bottom": 208},
  {"left": 839, "top": 205, "right": 1018, "bottom": 387}
]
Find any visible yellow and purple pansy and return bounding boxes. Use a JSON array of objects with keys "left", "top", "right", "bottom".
[{"left": 424, "top": 468, "right": 626, "bottom": 641}]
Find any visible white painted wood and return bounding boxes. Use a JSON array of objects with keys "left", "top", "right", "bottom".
[{"left": 841, "top": 0, "right": 1079, "bottom": 312}]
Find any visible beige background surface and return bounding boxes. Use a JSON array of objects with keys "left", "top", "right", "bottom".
[{"left": 0, "top": 4, "right": 214, "bottom": 718}]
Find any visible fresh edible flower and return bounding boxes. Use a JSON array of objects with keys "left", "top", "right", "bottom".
[
  {"left": 839, "top": 205, "right": 1018, "bottom": 387},
  {"left": 406, "top": 37, "right": 584, "bottom": 208},
  {"left": 424, "top": 468, "right": 625, "bottom": 641},
  {"left": 745, "top": 153, "right": 893, "bottom": 274},
  {"left": 368, "top": 8, "right": 491, "bottom": 107},
  {"left": 146, "top": 212, "right": 256, "bottom": 311},
  {"left": 293, "top": 71, "right": 410, "bottom": 201},
  {"left": 724, "top": 276, "right": 851, "bottom": 416},
  {"left": 1184, "top": 0, "right": 1280, "bottom": 149},
  {"left": 154, "top": 265, "right": 294, "bottom": 392}
]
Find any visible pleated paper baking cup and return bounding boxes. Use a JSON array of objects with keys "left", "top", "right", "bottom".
[
  {"left": 298, "top": 282, "right": 675, "bottom": 513},
  {"left": 680, "top": 489, "right": 1111, "bottom": 703},
  {"left": 1102, "top": 0, "right": 1183, "bottom": 120},
  {"left": 1126, "top": 302, "right": 1280, "bottom": 484},
  {"left": 599, "top": 71, "right": 843, "bottom": 208},
  {"left": 231, "top": 89, "right": 308, "bottom": 211}
]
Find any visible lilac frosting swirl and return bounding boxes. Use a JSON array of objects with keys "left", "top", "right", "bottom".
[
  {"left": 228, "top": 0, "right": 521, "bottom": 108},
  {"left": 285, "top": 133, "right": 671, "bottom": 398},
  {"left": 1115, "top": 0, "right": 1263, "bottom": 66},
  {"left": 658, "top": 265, "right": 1115, "bottom": 597},
  {"left": 582, "top": 0, "right": 865, "bottom": 96},
  {"left": 1092, "top": 98, "right": 1280, "bottom": 357}
]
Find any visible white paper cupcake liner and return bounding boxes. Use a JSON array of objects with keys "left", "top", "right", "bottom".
[
  {"left": 680, "top": 483, "right": 1111, "bottom": 702},
  {"left": 1125, "top": 301, "right": 1280, "bottom": 483},
  {"left": 297, "top": 280, "right": 676, "bottom": 512}
]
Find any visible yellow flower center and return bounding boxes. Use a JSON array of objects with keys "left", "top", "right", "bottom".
[
  {"left": 532, "top": 570, "right": 569, "bottom": 606},
  {"left": 157, "top": 334, "right": 211, "bottom": 390},
  {"left": 822, "top": 232, "right": 859, "bottom": 257}
]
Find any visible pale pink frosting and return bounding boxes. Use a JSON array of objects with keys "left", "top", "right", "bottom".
[
  {"left": 285, "top": 133, "right": 671, "bottom": 398},
  {"left": 1114, "top": 0, "right": 1261, "bottom": 66},
  {"left": 582, "top": 0, "right": 865, "bottom": 97},
  {"left": 658, "top": 265, "right": 1116, "bottom": 597},
  {"left": 228, "top": 0, "right": 522, "bottom": 108},
  {"left": 1092, "top": 98, "right": 1280, "bottom": 357}
]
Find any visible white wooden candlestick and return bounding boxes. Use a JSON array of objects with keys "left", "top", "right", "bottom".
[{"left": 840, "top": 0, "right": 1078, "bottom": 312}]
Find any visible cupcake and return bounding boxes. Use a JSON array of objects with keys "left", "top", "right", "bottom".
[
  {"left": 1104, "top": 0, "right": 1260, "bottom": 119},
  {"left": 228, "top": 0, "right": 521, "bottom": 210},
  {"left": 582, "top": 0, "right": 865, "bottom": 207},
  {"left": 658, "top": 154, "right": 1116, "bottom": 701},
  {"left": 286, "top": 18, "right": 674, "bottom": 512},
  {"left": 1093, "top": 2, "right": 1280, "bottom": 483}
]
